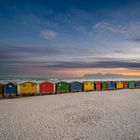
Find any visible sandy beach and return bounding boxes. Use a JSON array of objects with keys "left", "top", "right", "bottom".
[{"left": 0, "top": 89, "right": 140, "bottom": 140}]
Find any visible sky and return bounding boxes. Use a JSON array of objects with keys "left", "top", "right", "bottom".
[{"left": 0, "top": 0, "right": 140, "bottom": 77}]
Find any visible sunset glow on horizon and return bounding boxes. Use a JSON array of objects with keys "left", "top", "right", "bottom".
[{"left": 53, "top": 68, "right": 140, "bottom": 77}]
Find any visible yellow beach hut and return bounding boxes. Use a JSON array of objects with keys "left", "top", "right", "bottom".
[
  {"left": 20, "top": 82, "right": 37, "bottom": 95},
  {"left": 116, "top": 81, "right": 124, "bottom": 89},
  {"left": 83, "top": 81, "right": 94, "bottom": 91}
]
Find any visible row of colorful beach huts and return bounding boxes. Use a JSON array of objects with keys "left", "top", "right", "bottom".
[{"left": 0, "top": 80, "right": 140, "bottom": 97}]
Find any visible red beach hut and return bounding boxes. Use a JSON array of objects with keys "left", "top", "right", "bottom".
[
  {"left": 123, "top": 81, "right": 128, "bottom": 89},
  {"left": 95, "top": 81, "right": 102, "bottom": 91},
  {"left": 40, "top": 81, "right": 55, "bottom": 94}
]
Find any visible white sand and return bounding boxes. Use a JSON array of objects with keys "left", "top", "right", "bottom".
[{"left": 0, "top": 89, "right": 140, "bottom": 140}]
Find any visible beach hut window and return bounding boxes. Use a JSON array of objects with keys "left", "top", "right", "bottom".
[
  {"left": 32, "top": 85, "right": 34, "bottom": 86},
  {"left": 9, "top": 85, "right": 12, "bottom": 88},
  {"left": 23, "top": 85, "right": 26, "bottom": 87},
  {"left": 59, "top": 84, "right": 61, "bottom": 86}
]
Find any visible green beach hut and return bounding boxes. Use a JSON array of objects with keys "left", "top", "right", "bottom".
[
  {"left": 56, "top": 81, "right": 70, "bottom": 93},
  {"left": 102, "top": 81, "right": 108, "bottom": 90},
  {"left": 128, "top": 81, "right": 135, "bottom": 89}
]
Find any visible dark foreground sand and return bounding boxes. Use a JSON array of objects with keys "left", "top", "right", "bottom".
[{"left": 0, "top": 89, "right": 140, "bottom": 140}]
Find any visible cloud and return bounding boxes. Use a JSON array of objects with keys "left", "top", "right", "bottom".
[
  {"left": 91, "top": 21, "right": 140, "bottom": 42},
  {"left": 0, "top": 42, "right": 140, "bottom": 76},
  {"left": 7, "top": 58, "right": 139, "bottom": 70},
  {"left": 75, "top": 20, "right": 140, "bottom": 43},
  {"left": 0, "top": 42, "right": 140, "bottom": 67},
  {"left": 38, "top": 60, "right": 140, "bottom": 69},
  {"left": 40, "top": 29, "right": 57, "bottom": 39}
]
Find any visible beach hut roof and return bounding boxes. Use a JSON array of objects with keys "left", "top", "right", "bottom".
[
  {"left": 40, "top": 81, "right": 53, "bottom": 84},
  {"left": 84, "top": 81, "right": 92, "bottom": 83},
  {"left": 6, "top": 82, "right": 17, "bottom": 86},
  {"left": 20, "top": 81, "right": 37, "bottom": 85},
  {"left": 71, "top": 81, "right": 81, "bottom": 84},
  {"left": 57, "top": 81, "right": 68, "bottom": 84}
]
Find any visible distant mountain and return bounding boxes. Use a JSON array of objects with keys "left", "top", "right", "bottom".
[
  {"left": 0, "top": 74, "right": 140, "bottom": 81},
  {"left": 82, "top": 73, "right": 127, "bottom": 79}
]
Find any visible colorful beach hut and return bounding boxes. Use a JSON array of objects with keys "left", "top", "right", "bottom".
[
  {"left": 70, "top": 81, "right": 82, "bottom": 92},
  {"left": 20, "top": 82, "right": 37, "bottom": 95},
  {"left": 40, "top": 81, "right": 55, "bottom": 94},
  {"left": 116, "top": 81, "right": 124, "bottom": 89},
  {"left": 5, "top": 82, "right": 17, "bottom": 96},
  {"left": 95, "top": 81, "right": 101, "bottom": 91},
  {"left": 83, "top": 81, "right": 94, "bottom": 91},
  {"left": 102, "top": 81, "right": 108, "bottom": 90},
  {"left": 0, "top": 84, "right": 4, "bottom": 97},
  {"left": 128, "top": 81, "right": 135, "bottom": 89},
  {"left": 108, "top": 81, "right": 116, "bottom": 90},
  {"left": 135, "top": 81, "right": 140, "bottom": 88},
  {"left": 56, "top": 81, "right": 70, "bottom": 93},
  {"left": 123, "top": 81, "right": 128, "bottom": 89}
]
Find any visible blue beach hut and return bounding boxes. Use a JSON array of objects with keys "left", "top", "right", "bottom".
[
  {"left": 5, "top": 82, "right": 17, "bottom": 96},
  {"left": 136, "top": 81, "right": 140, "bottom": 88},
  {"left": 108, "top": 81, "right": 116, "bottom": 90},
  {"left": 71, "top": 82, "right": 83, "bottom": 92}
]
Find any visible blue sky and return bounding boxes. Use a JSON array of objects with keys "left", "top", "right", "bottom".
[{"left": 0, "top": 0, "right": 140, "bottom": 77}]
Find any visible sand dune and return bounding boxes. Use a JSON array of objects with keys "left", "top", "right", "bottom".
[{"left": 0, "top": 89, "right": 140, "bottom": 140}]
